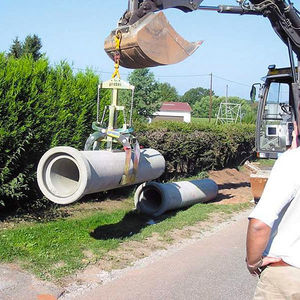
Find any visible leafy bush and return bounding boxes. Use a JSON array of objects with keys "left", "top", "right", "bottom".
[
  {"left": 135, "top": 121, "right": 255, "bottom": 180},
  {"left": 0, "top": 54, "right": 109, "bottom": 213}
]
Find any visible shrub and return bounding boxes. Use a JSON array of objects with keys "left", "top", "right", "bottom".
[
  {"left": 135, "top": 121, "right": 255, "bottom": 180},
  {"left": 0, "top": 54, "right": 109, "bottom": 213}
]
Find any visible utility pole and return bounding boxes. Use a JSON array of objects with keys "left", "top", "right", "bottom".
[
  {"left": 209, "top": 73, "right": 213, "bottom": 122},
  {"left": 226, "top": 84, "right": 229, "bottom": 103},
  {"left": 225, "top": 84, "right": 228, "bottom": 117}
]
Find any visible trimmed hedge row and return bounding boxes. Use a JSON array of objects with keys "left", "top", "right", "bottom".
[
  {"left": 135, "top": 121, "right": 255, "bottom": 180},
  {"left": 0, "top": 54, "right": 110, "bottom": 213}
]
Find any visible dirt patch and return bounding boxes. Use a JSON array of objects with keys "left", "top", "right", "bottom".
[
  {"left": 208, "top": 168, "right": 252, "bottom": 204},
  {"left": 59, "top": 198, "right": 131, "bottom": 218}
]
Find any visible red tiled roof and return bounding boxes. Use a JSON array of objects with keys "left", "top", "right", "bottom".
[{"left": 160, "top": 102, "right": 192, "bottom": 112}]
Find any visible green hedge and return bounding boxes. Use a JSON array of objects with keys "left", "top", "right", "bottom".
[
  {"left": 135, "top": 121, "right": 255, "bottom": 180},
  {"left": 0, "top": 54, "right": 110, "bottom": 213}
]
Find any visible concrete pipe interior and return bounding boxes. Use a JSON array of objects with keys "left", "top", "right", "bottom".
[
  {"left": 48, "top": 156, "right": 80, "bottom": 197},
  {"left": 138, "top": 185, "right": 163, "bottom": 215}
]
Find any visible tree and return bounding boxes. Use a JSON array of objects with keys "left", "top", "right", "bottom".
[
  {"left": 7, "top": 34, "right": 43, "bottom": 61},
  {"left": 8, "top": 37, "right": 23, "bottom": 59},
  {"left": 192, "top": 95, "right": 257, "bottom": 123},
  {"left": 181, "top": 87, "right": 213, "bottom": 106},
  {"left": 128, "top": 68, "right": 161, "bottom": 119},
  {"left": 157, "top": 82, "right": 180, "bottom": 102},
  {"left": 192, "top": 96, "right": 221, "bottom": 118},
  {"left": 23, "top": 34, "right": 43, "bottom": 61}
]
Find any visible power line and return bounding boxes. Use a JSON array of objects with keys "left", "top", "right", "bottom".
[
  {"left": 212, "top": 74, "right": 251, "bottom": 87},
  {"left": 71, "top": 66, "right": 251, "bottom": 88},
  {"left": 156, "top": 73, "right": 251, "bottom": 87},
  {"left": 156, "top": 73, "right": 209, "bottom": 78},
  {"left": 72, "top": 67, "right": 130, "bottom": 77}
]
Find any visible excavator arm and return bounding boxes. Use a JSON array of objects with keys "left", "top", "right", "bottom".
[
  {"left": 249, "top": 0, "right": 300, "bottom": 58},
  {"left": 104, "top": 0, "right": 300, "bottom": 124},
  {"left": 105, "top": 0, "right": 300, "bottom": 68},
  {"left": 119, "top": 0, "right": 263, "bottom": 26},
  {"left": 121, "top": 0, "right": 205, "bottom": 26}
]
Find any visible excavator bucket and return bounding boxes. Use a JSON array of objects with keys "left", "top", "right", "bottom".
[{"left": 104, "top": 12, "right": 203, "bottom": 69}]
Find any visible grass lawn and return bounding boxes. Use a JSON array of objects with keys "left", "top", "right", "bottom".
[
  {"left": 254, "top": 158, "right": 276, "bottom": 168},
  {"left": 0, "top": 197, "right": 251, "bottom": 281},
  {"left": 191, "top": 117, "right": 216, "bottom": 124}
]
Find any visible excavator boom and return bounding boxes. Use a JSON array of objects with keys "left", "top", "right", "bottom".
[
  {"left": 105, "top": 0, "right": 300, "bottom": 67},
  {"left": 104, "top": 0, "right": 300, "bottom": 124}
]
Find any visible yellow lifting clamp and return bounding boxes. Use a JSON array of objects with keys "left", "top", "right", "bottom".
[{"left": 84, "top": 74, "right": 140, "bottom": 185}]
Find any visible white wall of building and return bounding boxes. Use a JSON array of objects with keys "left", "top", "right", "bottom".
[{"left": 152, "top": 110, "right": 191, "bottom": 123}]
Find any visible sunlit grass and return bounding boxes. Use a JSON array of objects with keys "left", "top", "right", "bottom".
[{"left": 0, "top": 200, "right": 251, "bottom": 280}]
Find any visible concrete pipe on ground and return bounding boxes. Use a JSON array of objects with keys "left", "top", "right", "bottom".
[
  {"left": 134, "top": 179, "right": 218, "bottom": 217},
  {"left": 37, "top": 146, "right": 165, "bottom": 205}
]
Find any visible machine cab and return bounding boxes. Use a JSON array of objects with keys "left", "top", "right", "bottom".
[{"left": 255, "top": 66, "right": 294, "bottom": 159}]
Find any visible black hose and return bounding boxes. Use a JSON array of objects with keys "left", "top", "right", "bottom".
[{"left": 287, "top": 0, "right": 300, "bottom": 15}]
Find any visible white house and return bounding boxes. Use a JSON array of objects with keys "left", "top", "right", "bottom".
[{"left": 151, "top": 102, "right": 192, "bottom": 123}]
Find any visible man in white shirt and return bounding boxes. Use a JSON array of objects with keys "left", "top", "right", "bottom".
[{"left": 246, "top": 122, "right": 300, "bottom": 299}]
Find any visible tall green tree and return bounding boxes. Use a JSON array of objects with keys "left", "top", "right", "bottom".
[
  {"left": 157, "top": 82, "right": 180, "bottom": 102},
  {"left": 8, "top": 37, "right": 23, "bottom": 59},
  {"left": 192, "top": 96, "right": 221, "bottom": 119},
  {"left": 181, "top": 87, "right": 213, "bottom": 106},
  {"left": 7, "top": 34, "right": 43, "bottom": 61},
  {"left": 23, "top": 34, "right": 42, "bottom": 61},
  {"left": 128, "top": 68, "right": 161, "bottom": 119}
]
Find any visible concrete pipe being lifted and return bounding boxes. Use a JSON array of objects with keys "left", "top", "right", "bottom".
[
  {"left": 37, "top": 146, "right": 165, "bottom": 205},
  {"left": 134, "top": 179, "right": 218, "bottom": 217}
]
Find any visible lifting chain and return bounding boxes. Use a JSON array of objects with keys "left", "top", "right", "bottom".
[{"left": 111, "top": 31, "right": 122, "bottom": 79}]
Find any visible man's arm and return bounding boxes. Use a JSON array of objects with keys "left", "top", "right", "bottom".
[{"left": 246, "top": 218, "right": 280, "bottom": 275}]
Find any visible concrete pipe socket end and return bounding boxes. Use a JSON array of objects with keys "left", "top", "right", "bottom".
[
  {"left": 37, "top": 147, "right": 90, "bottom": 205},
  {"left": 134, "top": 182, "right": 166, "bottom": 217},
  {"left": 134, "top": 179, "right": 219, "bottom": 217}
]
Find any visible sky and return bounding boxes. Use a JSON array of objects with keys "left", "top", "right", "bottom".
[{"left": 0, "top": 0, "right": 295, "bottom": 99}]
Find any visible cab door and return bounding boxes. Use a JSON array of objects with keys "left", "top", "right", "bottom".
[{"left": 256, "top": 80, "right": 293, "bottom": 158}]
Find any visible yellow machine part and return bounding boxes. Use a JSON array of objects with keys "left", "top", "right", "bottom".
[{"left": 104, "top": 12, "right": 203, "bottom": 69}]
